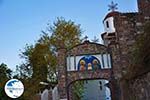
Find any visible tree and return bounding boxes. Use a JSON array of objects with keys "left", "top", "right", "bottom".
[
  {"left": 91, "top": 36, "right": 99, "bottom": 43},
  {"left": 14, "top": 44, "right": 34, "bottom": 79},
  {"left": 0, "top": 63, "right": 12, "bottom": 79},
  {"left": 0, "top": 63, "right": 12, "bottom": 99},
  {"left": 38, "top": 17, "right": 82, "bottom": 49},
  {"left": 15, "top": 17, "right": 83, "bottom": 99},
  {"left": 72, "top": 80, "right": 85, "bottom": 100},
  {"left": 38, "top": 17, "right": 84, "bottom": 99}
]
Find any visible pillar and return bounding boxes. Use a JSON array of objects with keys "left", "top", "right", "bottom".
[{"left": 57, "top": 48, "right": 67, "bottom": 100}]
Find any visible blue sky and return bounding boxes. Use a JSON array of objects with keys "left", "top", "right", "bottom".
[{"left": 0, "top": 0, "right": 138, "bottom": 70}]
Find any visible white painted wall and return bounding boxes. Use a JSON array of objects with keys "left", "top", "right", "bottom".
[
  {"left": 104, "top": 17, "right": 116, "bottom": 34},
  {"left": 52, "top": 86, "right": 59, "bottom": 100},
  {"left": 41, "top": 89, "right": 49, "bottom": 100}
]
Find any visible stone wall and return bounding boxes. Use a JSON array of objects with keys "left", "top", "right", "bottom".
[
  {"left": 57, "top": 40, "right": 121, "bottom": 100},
  {"left": 67, "top": 40, "right": 108, "bottom": 56},
  {"left": 127, "top": 72, "right": 150, "bottom": 100},
  {"left": 112, "top": 1, "right": 150, "bottom": 99},
  {"left": 57, "top": 1, "right": 150, "bottom": 99},
  {"left": 57, "top": 48, "right": 67, "bottom": 99},
  {"left": 67, "top": 69, "right": 112, "bottom": 86},
  {"left": 111, "top": 13, "right": 150, "bottom": 100},
  {"left": 138, "top": 0, "right": 150, "bottom": 17}
]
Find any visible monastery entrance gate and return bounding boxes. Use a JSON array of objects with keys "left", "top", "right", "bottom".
[{"left": 57, "top": 41, "right": 120, "bottom": 100}]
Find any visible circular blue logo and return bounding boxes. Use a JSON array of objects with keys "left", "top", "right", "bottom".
[{"left": 4, "top": 79, "right": 24, "bottom": 98}]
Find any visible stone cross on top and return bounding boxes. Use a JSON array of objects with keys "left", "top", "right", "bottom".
[
  {"left": 108, "top": 1, "right": 118, "bottom": 12},
  {"left": 84, "top": 35, "right": 88, "bottom": 41},
  {"left": 82, "top": 35, "right": 90, "bottom": 43}
]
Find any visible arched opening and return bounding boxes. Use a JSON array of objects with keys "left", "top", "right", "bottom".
[{"left": 67, "top": 79, "right": 112, "bottom": 100}]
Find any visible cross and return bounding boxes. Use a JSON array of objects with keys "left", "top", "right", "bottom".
[
  {"left": 84, "top": 35, "right": 88, "bottom": 41},
  {"left": 92, "top": 36, "right": 99, "bottom": 43},
  {"left": 108, "top": 1, "right": 118, "bottom": 12}
]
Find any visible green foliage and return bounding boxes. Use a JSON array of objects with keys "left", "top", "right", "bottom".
[
  {"left": 14, "top": 63, "right": 32, "bottom": 79},
  {"left": 37, "top": 17, "right": 82, "bottom": 82},
  {"left": 0, "top": 63, "right": 12, "bottom": 79},
  {"left": 14, "top": 17, "right": 83, "bottom": 99},
  {"left": 39, "top": 17, "right": 82, "bottom": 49},
  {"left": 0, "top": 63, "right": 12, "bottom": 99},
  {"left": 14, "top": 44, "right": 34, "bottom": 79},
  {"left": 72, "top": 80, "right": 85, "bottom": 100},
  {"left": 19, "top": 44, "right": 34, "bottom": 61},
  {"left": 30, "top": 44, "right": 49, "bottom": 81}
]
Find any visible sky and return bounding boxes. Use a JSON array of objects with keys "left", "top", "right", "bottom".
[{"left": 0, "top": 0, "right": 138, "bottom": 70}]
